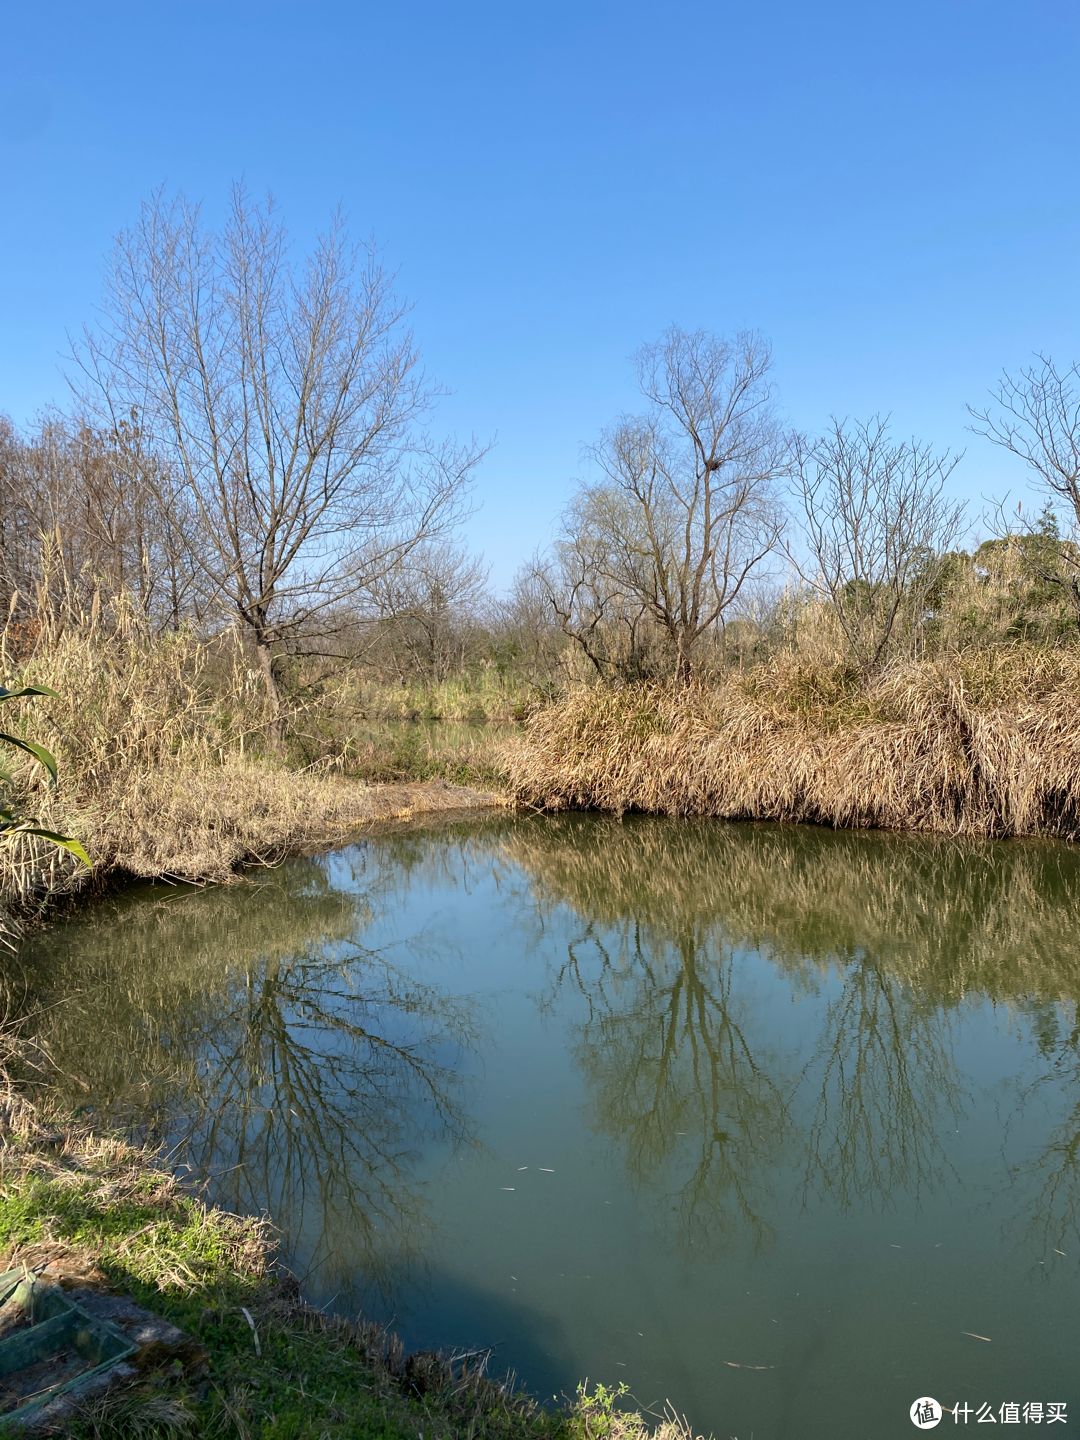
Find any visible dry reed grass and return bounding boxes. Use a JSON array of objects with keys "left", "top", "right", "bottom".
[
  {"left": 502, "top": 647, "right": 1080, "bottom": 841},
  {"left": 0, "top": 604, "right": 502, "bottom": 929}
]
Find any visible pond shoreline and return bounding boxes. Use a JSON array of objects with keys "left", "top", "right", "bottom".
[
  {"left": 7, "top": 777, "right": 512, "bottom": 937},
  {"left": 0, "top": 1088, "right": 693, "bottom": 1438}
]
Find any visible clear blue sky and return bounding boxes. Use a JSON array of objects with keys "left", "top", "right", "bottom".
[{"left": 2, "top": 0, "right": 1078, "bottom": 587}]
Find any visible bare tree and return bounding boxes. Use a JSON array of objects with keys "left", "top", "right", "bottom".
[
  {"left": 0, "top": 414, "right": 205, "bottom": 633},
  {"left": 540, "top": 490, "right": 656, "bottom": 680},
  {"left": 791, "top": 418, "right": 965, "bottom": 678},
  {"left": 0, "top": 416, "right": 39, "bottom": 619},
  {"left": 363, "top": 539, "right": 489, "bottom": 683},
  {"left": 544, "top": 327, "right": 787, "bottom": 680},
  {"left": 74, "top": 186, "right": 483, "bottom": 732},
  {"left": 493, "top": 564, "right": 569, "bottom": 689},
  {"left": 969, "top": 356, "right": 1080, "bottom": 631}
]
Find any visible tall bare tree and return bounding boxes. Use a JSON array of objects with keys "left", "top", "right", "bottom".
[
  {"left": 494, "top": 564, "right": 569, "bottom": 688},
  {"left": 969, "top": 356, "right": 1080, "bottom": 632},
  {"left": 791, "top": 418, "right": 965, "bottom": 678},
  {"left": 540, "top": 490, "right": 656, "bottom": 680},
  {"left": 74, "top": 186, "right": 482, "bottom": 730},
  {"left": 545, "top": 327, "right": 787, "bottom": 680}
]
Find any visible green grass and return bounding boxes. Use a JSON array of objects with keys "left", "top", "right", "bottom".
[
  {"left": 341, "top": 719, "right": 514, "bottom": 786},
  {"left": 0, "top": 1110, "right": 702, "bottom": 1440},
  {"left": 0, "top": 1163, "right": 534, "bottom": 1437}
]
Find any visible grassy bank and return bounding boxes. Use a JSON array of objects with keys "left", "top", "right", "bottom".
[
  {"left": 0, "top": 615, "right": 511, "bottom": 933},
  {"left": 10, "top": 619, "right": 1080, "bottom": 937},
  {"left": 0, "top": 1075, "right": 702, "bottom": 1439},
  {"left": 503, "top": 647, "right": 1080, "bottom": 839}
]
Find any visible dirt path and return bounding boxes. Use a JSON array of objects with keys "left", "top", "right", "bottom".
[{"left": 359, "top": 778, "right": 510, "bottom": 822}]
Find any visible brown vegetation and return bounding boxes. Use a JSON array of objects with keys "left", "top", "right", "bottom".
[
  {"left": 0, "top": 602, "right": 503, "bottom": 935},
  {"left": 502, "top": 647, "right": 1080, "bottom": 840}
]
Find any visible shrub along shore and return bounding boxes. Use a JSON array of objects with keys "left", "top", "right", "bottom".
[
  {"left": 0, "top": 613, "right": 511, "bottom": 940},
  {"left": 502, "top": 648, "right": 1080, "bottom": 840}
]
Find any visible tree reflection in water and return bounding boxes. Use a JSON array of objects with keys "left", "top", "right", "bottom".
[
  {"left": 1002, "top": 1002, "right": 1080, "bottom": 1262},
  {"left": 547, "top": 918, "right": 790, "bottom": 1255},
  {"left": 182, "top": 943, "right": 476, "bottom": 1298},
  {"left": 507, "top": 814, "right": 1080, "bottom": 1255},
  {"left": 801, "top": 958, "right": 962, "bottom": 1210},
  {"left": 10, "top": 851, "right": 479, "bottom": 1300},
  {"left": 12, "top": 811, "right": 1080, "bottom": 1293}
]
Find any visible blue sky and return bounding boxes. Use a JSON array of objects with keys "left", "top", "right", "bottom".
[{"left": 2, "top": 0, "right": 1078, "bottom": 587}]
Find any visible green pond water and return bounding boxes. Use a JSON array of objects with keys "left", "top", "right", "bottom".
[{"left": 11, "top": 812, "right": 1080, "bottom": 1437}]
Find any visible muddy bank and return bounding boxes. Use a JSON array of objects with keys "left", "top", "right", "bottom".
[{"left": 358, "top": 778, "right": 509, "bottom": 824}]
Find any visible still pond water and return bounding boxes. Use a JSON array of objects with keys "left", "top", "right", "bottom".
[{"left": 13, "top": 813, "right": 1080, "bottom": 1437}]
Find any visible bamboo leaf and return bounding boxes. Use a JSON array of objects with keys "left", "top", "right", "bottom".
[
  {"left": 17, "top": 828, "right": 92, "bottom": 866},
  {"left": 0, "top": 685, "right": 61, "bottom": 701},
  {"left": 0, "top": 732, "right": 59, "bottom": 784}
]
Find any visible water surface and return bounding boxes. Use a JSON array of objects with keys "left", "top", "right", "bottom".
[{"left": 13, "top": 814, "right": 1080, "bottom": 1438}]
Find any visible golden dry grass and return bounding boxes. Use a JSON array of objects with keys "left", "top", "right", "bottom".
[
  {"left": 0, "top": 610, "right": 503, "bottom": 930},
  {"left": 502, "top": 648, "right": 1080, "bottom": 841}
]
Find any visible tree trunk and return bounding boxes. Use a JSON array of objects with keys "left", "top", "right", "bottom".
[
  {"left": 674, "top": 629, "right": 694, "bottom": 684},
  {"left": 254, "top": 633, "right": 285, "bottom": 752}
]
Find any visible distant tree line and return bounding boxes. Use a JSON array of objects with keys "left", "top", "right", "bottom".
[
  {"left": 3, "top": 185, "right": 1080, "bottom": 709},
  {"left": 525, "top": 329, "right": 1080, "bottom": 684}
]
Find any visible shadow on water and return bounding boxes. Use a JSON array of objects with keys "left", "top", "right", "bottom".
[
  {"left": 8, "top": 811, "right": 1080, "bottom": 1422},
  {"left": 384, "top": 1269, "right": 578, "bottom": 1405}
]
